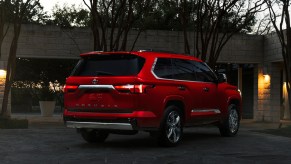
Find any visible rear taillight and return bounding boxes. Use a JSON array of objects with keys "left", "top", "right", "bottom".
[
  {"left": 114, "top": 84, "right": 153, "bottom": 94},
  {"left": 64, "top": 85, "right": 78, "bottom": 93}
]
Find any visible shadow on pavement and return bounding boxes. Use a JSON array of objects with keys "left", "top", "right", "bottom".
[{"left": 73, "top": 128, "right": 222, "bottom": 149}]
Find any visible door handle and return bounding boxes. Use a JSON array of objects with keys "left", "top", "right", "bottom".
[
  {"left": 178, "top": 86, "right": 186, "bottom": 91},
  {"left": 203, "top": 87, "right": 209, "bottom": 92}
]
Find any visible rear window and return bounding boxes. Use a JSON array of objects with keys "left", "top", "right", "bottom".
[{"left": 71, "top": 54, "right": 145, "bottom": 76}]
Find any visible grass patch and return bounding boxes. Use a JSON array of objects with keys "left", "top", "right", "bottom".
[
  {"left": 0, "top": 118, "right": 28, "bottom": 129},
  {"left": 254, "top": 126, "right": 291, "bottom": 138}
]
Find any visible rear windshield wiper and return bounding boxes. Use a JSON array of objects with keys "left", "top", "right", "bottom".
[{"left": 94, "top": 71, "right": 115, "bottom": 76}]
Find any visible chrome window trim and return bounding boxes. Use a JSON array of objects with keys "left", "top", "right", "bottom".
[{"left": 151, "top": 58, "right": 216, "bottom": 84}]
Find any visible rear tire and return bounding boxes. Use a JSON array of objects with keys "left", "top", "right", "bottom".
[
  {"left": 219, "top": 104, "right": 240, "bottom": 137},
  {"left": 80, "top": 129, "right": 109, "bottom": 143},
  {"left": 158, "top": 106, "right": 183, "bottom": 147}
]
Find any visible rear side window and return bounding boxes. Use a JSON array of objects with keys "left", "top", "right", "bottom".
[
  {"left": 153, "top": 57, "right": 217, "bottom": 82},
  {"left": 172, "top": 59, "right": 196, "bottom": 81},
  {"left": 153, "top": 58, "right": 197, "bottom": 81},
  {"left": 71, "top": 54, "right": 145, "bottom": 76},
  {"left": 153, "top": 58, "right": 173, "bottom": 79}
]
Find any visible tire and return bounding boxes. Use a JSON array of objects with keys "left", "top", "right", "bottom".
[
  {"left": 158, "top": 106, "right": 183, "bottom": 147},
  {"left": 80, "top": 129, "right": 109, "bottom": 143},
  {"left": 219, "top": 104, "right": 240, "bottom": 137}
]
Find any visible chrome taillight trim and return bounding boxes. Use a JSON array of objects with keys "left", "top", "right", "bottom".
[{"left": 78, "top": 85, "right": 115, "bottom": 90}]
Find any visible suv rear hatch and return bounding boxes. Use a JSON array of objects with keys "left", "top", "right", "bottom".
[{"left": 64, "top": 53, "right": 146, "bottom": 113}]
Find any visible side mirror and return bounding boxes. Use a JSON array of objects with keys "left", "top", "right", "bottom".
[{"left": 218, "top": 73, "right": 227, "bottom": 83}]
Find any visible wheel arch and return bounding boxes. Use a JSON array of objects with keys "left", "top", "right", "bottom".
[{"left": 164, "top": 99, "right": 186, "bottom": 124}]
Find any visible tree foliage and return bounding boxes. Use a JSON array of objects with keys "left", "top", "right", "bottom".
[
  {"left": 0, "top": 0, "right": 44, "bottom": 24},
  {"left": 254, "top": 14, "right": 273, "bottom": 35},
  {"left": 46, "top": 0, "right": 263, "bottom": 59},
  {"left": 83, "top": 0, "right": 155, "bottom": 51},
  {"left": 0, "top": 0, "right": 44, "bottom": 59},
  {"left": 190, "top": 0, "right": 265, "bottom": 67},
  {"left": 0, "top": 0, "right": 43, "bottom": 117},
  {"left": 142, "top": 0, "right": 182, "bottom": 31},
  {"left": 47, "top": 4, "right": 90, "bottom": 28}
]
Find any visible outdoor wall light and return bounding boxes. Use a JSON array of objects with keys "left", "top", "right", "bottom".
[
  {"left": 263, "top": 74, "right": 270, "bottom": 82},
  {"left": 263, "top": 65, "right": 269, "bottom": 76},
  {"left": 262, "top": 65, "right": 271, "bottom": 82},
  {"left": 0, "top": 69, "right": 6, "bottom": 79}
]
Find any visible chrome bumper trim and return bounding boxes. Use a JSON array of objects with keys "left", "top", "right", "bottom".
[{"left": 65, "top": 121, "right": 133, "bottom": 130}]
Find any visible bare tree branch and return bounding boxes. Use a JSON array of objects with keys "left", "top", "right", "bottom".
[{"left": 264, "top": 0, "right": 291, "bottom": 118}]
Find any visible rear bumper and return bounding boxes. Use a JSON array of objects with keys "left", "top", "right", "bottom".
[
  {"left": 63, "top": 109, "right": 159, "bottom": 130},
  {"left": 65, "top": 121, "right": 133, "bottom": 130}
]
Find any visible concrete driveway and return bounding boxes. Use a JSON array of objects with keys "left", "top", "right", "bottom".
[{"left": 0, "top": 125, "right": 291, "bottom": 164}]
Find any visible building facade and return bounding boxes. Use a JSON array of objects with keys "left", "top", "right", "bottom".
[{"left": 0, "top": 24, "right": 289, "bottom": 122}]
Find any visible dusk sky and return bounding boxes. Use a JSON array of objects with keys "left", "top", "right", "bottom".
[{"left": 39, "top": 0, "right": 84, "bottom": 13}]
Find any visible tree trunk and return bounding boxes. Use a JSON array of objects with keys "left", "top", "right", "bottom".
[
  {"left": 180, "top": 0, "right": 190, "bottom": 54},
  {"left": 0, "top": 1, "right": 10, "bottom": 59},
  {"left": 0, "top": 25, "right": 20, "bottom": 117},
  {"left": 285, "top": 5, "right": 291, "bottom": 119},
  {"left": 91, "top": 1, "right": 101, "bottom": 51},
  {"left": 183, "top": 29, "right": 190, "bottom": 54}
]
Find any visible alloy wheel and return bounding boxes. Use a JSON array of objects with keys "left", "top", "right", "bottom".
[
  {"left": 229, "top": 107, "right": 239, "bottom": 133},
  {"left": 166, "top": 111, "right": 181, "bottom": 143}
]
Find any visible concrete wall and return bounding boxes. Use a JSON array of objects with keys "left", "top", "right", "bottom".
[
  {"left": 253, "top": 31, "right": 285, "bottom": 122},
  {"left": 1, "top": 25, "right": 93, "bottom": 60},
  {"left": 255, "top": 64, "right": 271, "bottom": 121},
  {"left": 254, "top": 63, "right": 281, "bottom": 122},
  {"left": 264, "top": 32, "right": 283, "bottom": 62},
  {"left": 270, "top": 63, "right": 282, "bottom": 122},
  {"left": 218, "top": 34, "right": 264, "bottom": 63},
  {"left": 1, "top": 24, "right": 265, "bottom": 63},
  {"left": 135, "top": 31, "right": 264, "bottom": 63}
]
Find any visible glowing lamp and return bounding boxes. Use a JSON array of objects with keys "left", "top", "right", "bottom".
[
  {"left": 0, "top": 69, "right": 6, "bottom": 79},
  {"left": 263, "top": 74, "right": 270, "bottom": 82}
]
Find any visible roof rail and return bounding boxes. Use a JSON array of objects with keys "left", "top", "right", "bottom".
[{"left": 138, "top": 49, "right": 179, "bottom": 54}]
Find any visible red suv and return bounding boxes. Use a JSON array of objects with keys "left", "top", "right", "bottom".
[{"left": 63, "top": 50, "right": 242, "bottom": 146}]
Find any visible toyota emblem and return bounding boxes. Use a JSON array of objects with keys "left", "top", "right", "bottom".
[{"left": 92, "top": 79, "right": 98, "bottom": 84}]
